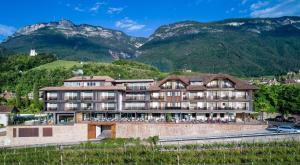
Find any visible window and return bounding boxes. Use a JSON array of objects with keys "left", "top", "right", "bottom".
[
  {"left": 167, "top": 92, "right": 172, "bottom": 96},
  {"left": 81, "top": 103, "right": 93, "bottom": 110},
  {"left": 213, "top": 113, "right": 217, "bottom": 118},
  {"left": 65, "top": 103, "right": 78, "bottom": 110},
  {"left": 81, "top": 92, "right": 93, "bottom": 100},
  {"left": 64, "top": 92, "right": 77, "bottom": 100},
  {"left": 190, "top": 81, "right": 203, "bottom": 85},
  {"left": 47, "top": 92, "right": 58, "bottom": 100},
  {"left": 47, "top": 103, "right": 58, "bottom": 111},
  {"left": 125, "top": 102, "right": 145, "bottom": 110},
  {"left": 205, "top": 113, "right": 210, "bottom": 118},
  {"left": 220, "top": 113, "right": 225, "bottom": 118}
]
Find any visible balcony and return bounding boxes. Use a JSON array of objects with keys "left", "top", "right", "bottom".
[
  {"left": 150, "top": 96, "right": 165, "bottom": 100},
  {"left": 175, "top": 85, "right": 185, "bottom": 89},
  {"left": 125, "top": 107, "right": 146, "bottom": 110},
  {"left": 47, "top": 107, "right": 57, "bottom": 111},
  {"left": 101, "top": 107, "right": 116, "bottom": 111},
  {"left": 125, "top": 96, "right": 145, "bottom": 101},
  {"left": 214, "top": 107, "right": 247, "bottom": 110},
  {"left": 64, "top": 96, "right": 78, "bottom": 101},
  {"left": 193, "top": 96, "right": 205, "bottom": 100},
  {"left": 196, "top": 107, "right": 207, "bottom": 110},
  {"left": 65, "top": 107, "right": 78, "bottom": 111},
  {"left": 100, "top": 96, "right": 116, "bottom": 101},
  {"left": 82, "top": 107, "right": 93, "bottom": 110},
  {"left": 126, "top": 86, "right": 147, "bottom": 91},
  {"left": 81, "top": 96, "right": 93, "bottom": 101},
  {"left": 221, "top": 96, "right": 229, "bottom": 100},
  {"left": 161, "top": 86, "right": 172, "bottom": 89},
  {"left": 47, "top": 96, "right": 57, "bottom": 100},
  {"left": 235, "top": 96, "right": 247, "bottom": 100}
]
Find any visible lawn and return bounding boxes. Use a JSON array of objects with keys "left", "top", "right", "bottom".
[
  {"left": 0, "top": 139, "right": 299, "bottom": 164},
  {"left": 32, "top": 60, "right": 83, "bottom": 70}
]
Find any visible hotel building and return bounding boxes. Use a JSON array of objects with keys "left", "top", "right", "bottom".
[{"left": 40, "top": 74, "right": 257, "bottom": 124}]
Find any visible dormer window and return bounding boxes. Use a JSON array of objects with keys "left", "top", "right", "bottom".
[
  {"left": 207, "top": 79, "right": 234, "bottom": 88},
  {"left": 190, "top": 81, "right": 203, "bottom": 85}
]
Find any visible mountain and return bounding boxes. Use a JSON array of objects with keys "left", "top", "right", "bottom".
[
  {"left": 0, "top": 20, "right": 146, "bottom": 61},
  {"left": 1, "top": 17, "right": 300, "bottom": 76},
  {"left": 136, "top": 16, "right": 300, "bottom": 76}
]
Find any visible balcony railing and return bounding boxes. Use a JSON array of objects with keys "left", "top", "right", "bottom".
[
  {"left": 150, "top": 96, "right": 165, "bottom": 100},
  {"left": 64, "top": 96, "right": 78, "bottom": 100},
  {"left": 126, "top": 86, "right": 147, "bottom": 91},
  {"left": 175, "top": 86, "right": 185, "bottom": 89},
  {"left": 100, "top": 96, "right": 116, "bottom": 101},
  {"left": 47, "top": 97, "right": 58, "bottom": 100},
  {"left": 47, "top": 107, "right": 57, "bottom": 111},
  {"left": 161, "top": 86, "right": 172, "bottom": 89},
  {"left": 125, "top": 97, "right": 146, "bottom": 101},
  {"left": 193, "top": 96, "right": 205, "bottom": 100},
  {"left": 125, "top": 107, "right": 146, "bottom": 110},
  {"left": 214, "top": 107, "right": 247, "bottom": 110},
  {"left": 81, "top": 96, "right": 93, "bottom": 100},
  {"left": 101, "top": 107, "right": 116, "bottom": 111},
  {"left": 82, "top": 107, "right": 93, "bottom": 110},
  {"left": 65, "top": 107, "right": 78, "bottom": 111}
]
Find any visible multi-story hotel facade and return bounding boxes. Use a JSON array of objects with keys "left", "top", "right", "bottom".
[{"left": 40, "top": 74, "right": 257, "bottom": 124}]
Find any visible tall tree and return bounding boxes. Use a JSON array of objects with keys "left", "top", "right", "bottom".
[
  {"left": 33, "top": 82, "right": 39, "bottom": 108},
  {"left": 15, "top": 85, "right": 22, "bottom": 108}
]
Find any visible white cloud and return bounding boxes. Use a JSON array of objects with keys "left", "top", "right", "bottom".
[
  {"left": 250, "top": 0, "right": 300, "bottom": 17},
  {"left": 107, "top": 7, "right": 123, "bottom": 14},
  {"left": 74, "top": 6, "right": 84, "bottom": 12},
  {"left": 115, "top": 18, "right": 145, "bottom": 31},
  {"left": 226, "top": 7, "right": 235, "bottom": 14},
  {"left": 90, "top": 2, "right": 105, "bottom": 13},
  {"left": 0, "top": 24, "right": 16, "bottom": 36},
  {"left": 250, "top": 1, "right": 269, "bottom": 10}
]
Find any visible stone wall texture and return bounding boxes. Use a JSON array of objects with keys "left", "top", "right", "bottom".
[
  {"left": 1, "top": 124, "right": 88, "bottom": 146},
  {"left": 115, "top": 123, "right": 268, "bottom": 139}
]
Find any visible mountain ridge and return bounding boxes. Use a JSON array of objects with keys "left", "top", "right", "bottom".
[{"left": 1, "top": 16, "right": 300, "bottom": 76}]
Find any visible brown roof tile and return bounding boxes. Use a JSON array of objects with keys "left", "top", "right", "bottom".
[
  {"left": 40, "top": 86, "right": 125, "bottom": 91},
  {"left": 64, "top": 76, "right": 114, "bottom": 82}
]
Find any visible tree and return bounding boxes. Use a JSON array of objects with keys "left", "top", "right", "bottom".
[
  {"left": 276, "top": 85, "right": 300, "bottom": 115},
  {"left": 33, "top": 82, "right": 39, "bottom": 108},
  {"left": 15, "top": 85, "right": 22, "bottom": 108}
]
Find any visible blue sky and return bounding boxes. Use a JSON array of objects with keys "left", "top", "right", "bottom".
[{"left": 0, "top": 0, "right": 300, "bottom": 40}]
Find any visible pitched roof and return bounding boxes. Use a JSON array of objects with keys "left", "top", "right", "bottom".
[
  {"left": 64, "top": 76, "right": 114, "bottom": 82},
  {"left": 149, "top": 74, "right": 257, "bottom": 90},
  {"left": 157, "top": 75, "right": 189, "bottom": 86},
  {"left": 40, "top": 86, "right": 125, "bottom": 91},
  {"left": 114, "top": 79, "right": 154, "bottom": 83},
  {"left": 0, "top": 106, "right": 19, "bottom": 114}
]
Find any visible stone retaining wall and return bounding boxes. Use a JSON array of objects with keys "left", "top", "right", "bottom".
[
  {"left": 115, "top": 123, "right": 268, "bottom": 139},
  {"left": 0, "top": 124, "right": 88, "bottom": 146}
]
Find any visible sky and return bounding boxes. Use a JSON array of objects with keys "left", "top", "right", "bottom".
[{"left": 0, "top": 0, "right": 300, "bottom": 41}]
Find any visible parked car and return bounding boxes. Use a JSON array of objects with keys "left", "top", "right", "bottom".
[
  {"left": 294, "top": 123, "right": 300, "bottom": 130},
  {"left": 275, "top": 116, "right": 285, "bottom": 122},
  {"left": 266, "top": 125, "right": 278, "bottom": 131},
  {"left": 286, "top": 117, "right": 297, "bottom": 123},
  {"left": 277, "top": 126, "right": 300, "bottom": 133}
]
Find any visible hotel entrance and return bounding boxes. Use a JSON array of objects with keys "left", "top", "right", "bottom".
[{"left": 88, "top": 122, "right": 116, "bottom": 139}]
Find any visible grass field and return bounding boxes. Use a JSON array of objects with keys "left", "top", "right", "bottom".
[
  {"left": 0, "top": 139, "right": 299, "bottom": 164},
  {"left": 32, "top": 60, "right": 84, "bottom": 70}
]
